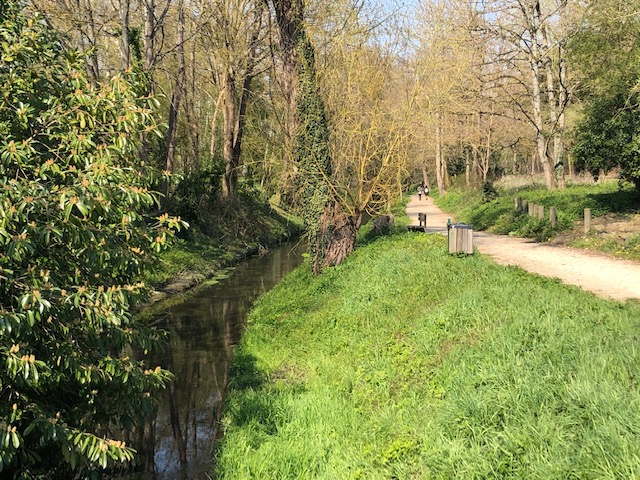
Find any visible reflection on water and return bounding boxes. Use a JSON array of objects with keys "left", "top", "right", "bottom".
[{"left": 141, "top": 241, "right": 305, "bottom": 479}]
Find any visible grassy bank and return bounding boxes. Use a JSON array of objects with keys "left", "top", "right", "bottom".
[
  {"left": 436, "top": 180, "right": 640, "bottom": 259},
  {"left": 214, "top": 231, "right": 640, "bottom": 478},
  {"left": 143, "top": 194, "right": 303, "bottom": 289}
]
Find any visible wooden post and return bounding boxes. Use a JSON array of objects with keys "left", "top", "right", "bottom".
[
  {"left": 584, "top": 208, "right": 591, "bottom": 234},
  {"left": 418, "top": 213, "right": 427, "bottom": 230},
  {"left": 550, "top": 206, "right": 557, "bottom": 228},
  {"left": 515, "top": 196, "right": 522, "bottom": 212},
  {"left": 537, "top": 205, "right": 544, "bottom": 220},
  {"left": 528, "top": 202, "right": 534, "bottom": 216},
  {"left": 522, "top": 199, "right": 528, "bottom": 213}
]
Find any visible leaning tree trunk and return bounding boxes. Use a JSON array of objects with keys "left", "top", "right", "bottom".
[{"left": 319, "top": 205, "right": 362, "bottom": 272}]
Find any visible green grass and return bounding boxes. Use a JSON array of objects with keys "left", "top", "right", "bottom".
[
  {"left": 572, "top": 232, "right": 640, "bottom": 260},
  {"left": 436, "top": 180, "right": 640, "bottom": 242},
  {"left": 214, "top": 232, "right": 640, "bottom": 479}
]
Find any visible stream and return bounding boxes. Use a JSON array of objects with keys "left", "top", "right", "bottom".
[{"left": 139, "top": 241, "right": 305, "bottom": 479}]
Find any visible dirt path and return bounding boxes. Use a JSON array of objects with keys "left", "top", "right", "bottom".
[{"left": 406, "top": 194, "right": 640, "bottom": 302}]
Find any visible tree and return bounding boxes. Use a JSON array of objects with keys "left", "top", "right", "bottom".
[
  {"left": 568, "top": 0, "right": 640, "bottom": 192},
  {"left": 322, "top": 43, "right": 415, "bottom": 262},
  {"left": 0, "top": 3, "right": 184, "bottom": 476},
  {"left": 271, "top": 0, "right": 334, "bottom": 274},
  {"left": 271, "top": 0, "right": 417, "bottom": 272},
  {"left": 199, "top": 0, "right": 267, "bottom": 198},
  {"left": 471, "top": 0, "right": 573, "bottom": 190},
  {"left": 572, "top": 93, "right": 640, "bottom": 186},
  {"left": 413, "top": 0, "right": 481, "bottom": 194}
]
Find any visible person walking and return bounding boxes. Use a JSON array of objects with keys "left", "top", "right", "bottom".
[{"left": 417, "top": 184, "right": 424, "bottom": 201}]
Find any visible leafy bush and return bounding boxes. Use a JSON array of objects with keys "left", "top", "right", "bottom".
[
  {"left": 481, "top": 181, "right": 498, "bottom": 202},
  {"left": 572, "top": 91, "right": 640, "bottom": 193},
  {"left": 0, "top": 3, "right": 184, "bottom": 477}
]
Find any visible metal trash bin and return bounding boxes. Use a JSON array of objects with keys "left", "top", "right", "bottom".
[{"left": 447, "top": 221, "right": 474, "bottom": 254}]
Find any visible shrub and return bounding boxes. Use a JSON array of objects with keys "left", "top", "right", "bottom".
[{"left": 0, "top": 3, "right": 184, "bottom": 477}]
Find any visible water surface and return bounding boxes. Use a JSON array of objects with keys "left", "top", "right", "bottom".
[{"left": 143, "top": 241, "right": 305, "bottom": 479}]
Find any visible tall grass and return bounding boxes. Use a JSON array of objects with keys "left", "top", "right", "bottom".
[{"left": 214, "top": 232, "right": 640, "bottom": 478}]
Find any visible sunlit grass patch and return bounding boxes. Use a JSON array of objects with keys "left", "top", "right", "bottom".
[{"left": 214, "top": 232, "right": 640, "bottom": 478}]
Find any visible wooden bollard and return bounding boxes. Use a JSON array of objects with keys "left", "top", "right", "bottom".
[
  {"left": 522, "top": 199, "right": 528, "bottom": 213},
  {"left": 515, "top": 196, "right": 522, "bottom": 212},
  {"left": 550, "top": 207, "right": 557, "bottom": 228},
  {"left": 537, "top": 205, "right": 544, "bottom": 220},
  {"left": 584, "top": 208, "right": 591, "bottom": 234},
  {"left": 528, "top": 202, "right": 534, "bottom": 216}
]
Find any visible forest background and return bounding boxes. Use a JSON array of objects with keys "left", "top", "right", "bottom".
[{"left": 28, "top": 0, "right": 640, "bottom": 267}]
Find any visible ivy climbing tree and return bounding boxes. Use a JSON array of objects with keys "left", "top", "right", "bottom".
[
  {"left": 0, "top": 2, "right": 184, "bottom": 477},
  {"left": 272, "top": 0, "right": 334, "bottom": 274},
  {"left": 294, "top": 29, "right": 334, "bottom": 274}
]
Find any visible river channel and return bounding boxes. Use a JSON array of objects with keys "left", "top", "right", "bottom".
[{"left": 140, "top": 241, "right": 305, "bottom": 479}]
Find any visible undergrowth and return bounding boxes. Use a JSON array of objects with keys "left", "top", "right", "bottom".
[
  {"left": 214, "top": 232, "right": 640, "bottom": 479},
  {"left": 436, "top": 180, "right": 640, "bottom": 242},
  {"left": 143, "top": 194, "right": 303, "bottom": 288}
]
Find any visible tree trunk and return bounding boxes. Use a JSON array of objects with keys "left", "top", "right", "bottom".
[
  {"left": 483, "top": 124, "right": 491, "bottom": 182},
  {"left": 273, "top": 0, "right": 303, "bottom": 198},
  {"left": 421, "top": 160, "right": 429, "bottom": 189},
  {"left": 82, "top": 0, "right": 100, "bottom": 79},
  {"left": 144, "top": 0, "right": 156, "bottom": 71},
  {"left": 465, "top": 148, "right": 471, "bottom": 186},
  {"left": 220, "top": 8, "right": 261, "bottom": 198},
  {"left": 185, "top": 44, "right": 200, "bottom": 171},
  {"left": 209, "top": 90, "right": 223, "bottom": 161},
  {"left": 141, "top": 0, "right": 159, "bottom": 164},
  {"left": 472, "top": 112, "right": 481, "bottom": 184},
  {"left": 119, "top": 0, "right": 130, "bottom": 70},
  {"left": 221, "top": 70, "right": 237, "bottom": 198},
  {"left": 435, "top": 110, "right": 446, "bottom": 195},
  {"left": 527, "top": 0, "right": 555, "bottom": 190},
  {"left": 163, "top": 0, "right": 185, "bottom": 209},
  {"left": 320, "top": 207, "right": 362, "bottom": 272},
  {"left": 272, "top": 0, "right": 335, "bottom": 274},
  {"left": 273, "top": 0, "right": 303, "bottom": 142}
]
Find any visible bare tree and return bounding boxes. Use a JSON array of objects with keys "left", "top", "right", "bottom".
[
  {"left": 470, "top": 0, "right": 572, "bottom": 189},
  {"left": 197, "top": 0, "right": 267, "bottom": 197}
]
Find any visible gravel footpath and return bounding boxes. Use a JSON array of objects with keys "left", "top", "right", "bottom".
[{"left": 406, "top": 194, "right": 640, "bottom": 302}]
